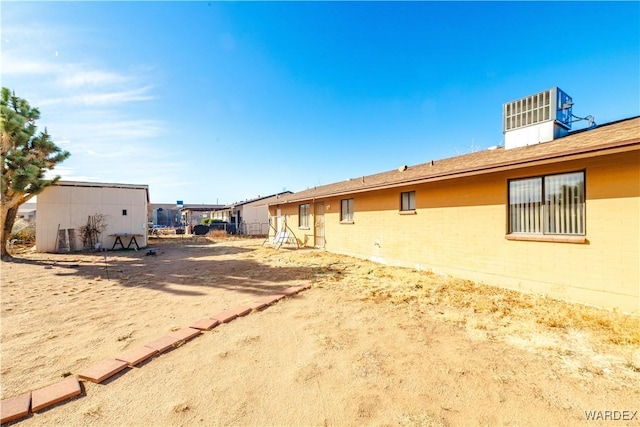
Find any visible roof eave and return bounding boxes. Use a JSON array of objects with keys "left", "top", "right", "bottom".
[{"left": 271, "top": 139, "right": 640, "bottom": 205}]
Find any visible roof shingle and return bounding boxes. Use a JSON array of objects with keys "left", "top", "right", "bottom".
[{"left": 274, "top": 116, "right": 640, "bottom": 204}]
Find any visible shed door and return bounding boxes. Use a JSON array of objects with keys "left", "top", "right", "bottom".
[{"left": 314, "top": 202, "right": 325, "bottom": 248}]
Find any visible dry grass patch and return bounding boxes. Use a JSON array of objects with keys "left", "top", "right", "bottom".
[{"left": 256, "top": 247, "right": 640, "bottom": 347}]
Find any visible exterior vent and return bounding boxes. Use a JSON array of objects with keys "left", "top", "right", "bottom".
[{"left": 503, "top": 87, "right": 573, "bottom": 149}]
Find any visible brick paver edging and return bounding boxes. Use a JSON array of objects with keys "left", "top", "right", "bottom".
[{"left": 0, "top": 283, "right": 311, "bottom": 424}]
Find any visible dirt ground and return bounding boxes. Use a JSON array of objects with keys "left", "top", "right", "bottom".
[{"left": 1, "top": 235, "right": 639, "bottom": 426}]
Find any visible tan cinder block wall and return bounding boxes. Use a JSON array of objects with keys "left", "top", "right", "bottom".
[{"left": 272, "top": 150, "right": 639, "bottom": 313}]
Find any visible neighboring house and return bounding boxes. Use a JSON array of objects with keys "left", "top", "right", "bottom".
[
  {"left": 150, "top": 203, "right": 182, "bottom": 227},
  {"left": 212, "top": 192, "right": 293, "bottom": 235},
  {"left": 36, "top": 181, "right": 150, "bottom": 252},
  {"left": 180, "top": 204, "right": 225, "bottom": 229},
  {"left": 268, "top": 91, "right": 639, "bottom": 313},
  {"left": 238, "top": 192, "right": 293, "bottom": 235},
  {"left": 17, "top": 202, "right": 37, "bottom": 222}
]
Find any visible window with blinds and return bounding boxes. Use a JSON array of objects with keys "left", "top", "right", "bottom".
[
  {"left": 400, "top": 191, "right": 416, "bottom": 211},
  {"left": 299, "top": 203, "right": 310, "bottom": 228},
  {"left": 341, "top": 198, "right": 354, "bottom": 222},
  {"left": 509, "top": 171, "right": 585, "bottom": 235}
]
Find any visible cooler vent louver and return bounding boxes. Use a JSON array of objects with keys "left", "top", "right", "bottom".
[
  {"left": 503, "top": 90, "right": 552, "bottom": 132},
  {"left": 502, "top": 87, "right": 572, "bottom": 149}
]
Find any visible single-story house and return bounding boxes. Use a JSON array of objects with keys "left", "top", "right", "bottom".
[
  {"left": 36, "top": 181, "right": 150, "bottom": 252},
  {"left": 180, "top": 204, "right": 225, "bottom": 229},
  {"left": 238, "top": 192, "right": 293, "bottom": 235},
  {"left": 268, "top": 104, "right": 639, "bottom": 313},
  {"left": 150, "top": 203, "right": 182, "bottom": 227},
  {"left": 211, "top": 192, "right": 293, "bottom": 235},
  {"left": 17, "top": 202, "right": 37, "bottom": 223}
]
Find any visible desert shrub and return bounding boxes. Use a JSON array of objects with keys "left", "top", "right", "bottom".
[
  {"left": 10, "top": 219, "right": 35, "bottom": 242},
  {"left": 208, "top": 230, "right": 227, "bottom": 239}
]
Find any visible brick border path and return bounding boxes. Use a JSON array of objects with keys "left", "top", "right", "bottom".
[{"left": 0, "top": 284, "right": 311, "bottom": 424}]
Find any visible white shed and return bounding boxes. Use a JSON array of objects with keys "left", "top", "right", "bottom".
[{"left": 36, "top": 181, "right": 150, "bottom": 252}]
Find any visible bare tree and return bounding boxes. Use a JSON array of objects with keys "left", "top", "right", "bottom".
[{"left": 79, "top": 214, "right": 108, "bottom": 250}]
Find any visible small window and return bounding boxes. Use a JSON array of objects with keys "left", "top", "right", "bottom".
[
  {"left": 508, "top": 171, "right": 585, "bottom": 235},
  {"left": 341, "top": 199, "right": 354, "bottom": 222},
  {"left": 122, "top": 209, "right": 128, "bottom": 216},
  {"left": 400, "top": 191, "right": 416, "bottom": 211},
  {"left": 299, "top": 203, "right": 310, "bottom": 228}
]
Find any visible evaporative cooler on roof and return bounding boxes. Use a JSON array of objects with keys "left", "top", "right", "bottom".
[{"left": 502, "top": 87, "right": 573, "bottom": 149}]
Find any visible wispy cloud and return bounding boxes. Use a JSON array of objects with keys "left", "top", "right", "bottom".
[
  {"left": 78, "top": 118, "right": 165, "bottom": 142},
  {"left": 75, "top": 86, "right": 155, "bottom": 106},
  {"left": 2, "top": 9, "right": 186, "bottom": 199},
  {"left": 3, "top": 47, "right": 157, "bottom": 110},
  {"left": 0, "top": 54, "right": 58, "bottom": 75},
  {"left": 45, "top": 166, "right": 98, "bottom": 182},
  {"left": 39, "top": 86, "right": 156, "bottom": 107},
  {"left": 58, "top": 70, "right": 130, "bottom": 88}
]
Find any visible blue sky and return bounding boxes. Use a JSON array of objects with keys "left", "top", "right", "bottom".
[{"left": 2, "top": 1, "right": 639, "bottom": 204}]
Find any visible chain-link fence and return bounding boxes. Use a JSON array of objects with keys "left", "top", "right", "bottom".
[{"left": 239, "top": 222, "right": 269, "bottom": 236}]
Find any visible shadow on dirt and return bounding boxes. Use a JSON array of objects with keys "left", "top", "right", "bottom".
[{"left": 4, "top": 237, "right": 317, "bottom": 298}]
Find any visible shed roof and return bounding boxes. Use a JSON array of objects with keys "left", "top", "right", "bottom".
[
  {"left": 273, "top": 116, "right": 640, "bottom": 204},
  {"left": 55, "top": 180, "right": 150, "bottom": 203},
  {"left": 224, "top": 191, "right": 294, "bottom": 209},
  {"left": 180, "top": 204, "right": 225, "bottom": 212}
]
